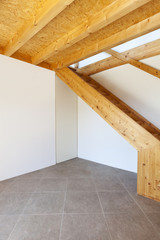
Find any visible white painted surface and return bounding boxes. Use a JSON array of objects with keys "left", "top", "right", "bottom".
[
  {"left": 1, "top": 53, "right": 159, "bottom": 178},
  {"left": 93, "top": 55, "right": 160, "bottom": 129},
  {"left": 55, "top": 75, "right": 78, "bottom": 163},
  {"left": 78, "top": 98, "right": 137, "bottom": 172},
  {"left": 113, "top": 29, "right": 160, "bottom": 53},
  {"left": 78, "top": 55, "right": 160, "bottom": 173},
  {"left": 0, "top": 55, "right": 55, "bottom": 180},
  {"left": 78, "top": 52, "right": 111, "bottom": 68}
]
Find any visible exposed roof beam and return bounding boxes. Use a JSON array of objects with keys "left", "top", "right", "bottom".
[
  {"left": 106, "top": 49, "right": 160, "bottom": 78},
  {"left": 56, "top": 67, "right": 160, "bottom": 202},
  {"left": 77, "top": 39, "right": 160, "bottom": 75},
  {"left": 52, "top": 12, "right": 160, "bottom": 70},
  {"left": 3, "top": 0, "right": 75, "bottom": 56},
  {"left": 0, "top": 48, "right": 4, "bottom": 54},
  {"left": 32, "top": 0, "right": 151, "bottom": 65},
  {"left": 56, "top": 67, "right": 160, "bottom": 150},
  {"left": 38, "top": 62, "right": 53, "bottom": 71}
]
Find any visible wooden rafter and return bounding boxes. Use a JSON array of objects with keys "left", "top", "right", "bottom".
[
  {"left": 31, "top": 0, "right": 151, "bottom": 65},
  {"left": 3, "top": 0, "right": 75, "bottom": 56},
  {"left": 77, "top": 39, "right": 160, "bottom": 75},
  {"left": 56, "top": 67, "right": 160, "bottom": 150},
  {"left": 56, "top": 67, "right": 160, "bottom": 201},
  {"left": 106, "top": 49, "right": 160, "bottom": 78},
  {"left": 52, "top": 12, "right": 160, "bottom": 69}
]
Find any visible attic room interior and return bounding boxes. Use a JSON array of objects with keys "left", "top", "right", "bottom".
[{"left": 0, "top": 0, "right": 160, "bottom": 239}]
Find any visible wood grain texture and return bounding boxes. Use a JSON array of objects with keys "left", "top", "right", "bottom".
[
  {"left": 12, "top": 0, "right": 115, "bottom": 59},
  {"left": 106, "top": 49, "right": 160, "bottom": 78},
  {"left": 77, "top": 39, "right": 160, "bottom": 75},
  {"left": 56, "top": 67, "right": 160, "bottom": 201},
  {"left": 31, "top": 0, "right": 151, "bottom": 64},
  {"left": 50, "top": 5, "right": 160, "bottom": 69},
  {"left": 138, "top": 144, "right": 160, "bottom": 201},
  {"left": 3, "top": 0, "right": 75, "bottom": 56},
  {"left": 56, "top": 67, "right": 160, "bottom": 150}
]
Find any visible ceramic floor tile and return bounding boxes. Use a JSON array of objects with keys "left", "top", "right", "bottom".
[
  {"left": 132, "top": 194, "right": 160, "bottom": 213},
  {"left": 5, "top": 179, "right": 40, "bottom": 192},
  {"left": 59, "top": 158, "right": 91, "bottom": 168},
  {"left": 105, "top": 211, "right": 160, "bottom": 240},
  {"left": 0, "top": 192, "right": 31, "bottom": 215},
  {"left": 44, "top": 166, "right": 91, "bottom": 178},
  {"left": 117, "top": 169, "right": 137, "bottom": 194},
  {"left": 67, "top": 178, "right": 96, "bottom": 191},
  {"left": 146, "top": 212, "right": 160, "bottom": 234},
  {"left": 98, "top": 191, "right": 139, "bottom": 213},
  {"left": 88, "top": 164, "right": 117, "bottom": 178},
  {"left": 0, "top": 179, "right": 15, "bottom": 193},
  {"left": 60, "top": 214, "right": 111, "bottom": 240},
  {"left": 64, "top": 191, "right": 102, "bottom": 213},
  {"left": 67, "top": 167, "right": 92, "bottom": 178},
  {"left": 1, "top": 159, "right": 160, "bottom": 240},
  {"left": 9, "top": 214, "right": 62, "bottom": 240},
  {"left": 14, "top": 168, "right": 46, "bottom": 179},
  {"left": 36, "top": 178, "right": 67, "bottom": 192},
  {"left": 93, "top": 176, "right": 125, "bottom": 192},
  {"left": 41, "top": 164, "right": 71, "bottom": 178},
  {"left": 0, "top": 215, "right": 19, "bottom": 240},
  {"left": 24, "top": 192, "right": 65, "bottom": 214}
]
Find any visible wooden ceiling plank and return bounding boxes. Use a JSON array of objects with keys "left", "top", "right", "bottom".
[
  {"left": 77, "top": 39, "right": 160, "bottom": 75},
  {"left": 4, "top": 0, "right": 75, "bottom": 57},
  {"left": 106, "top": 48, "right": 160, "bottom": 78},
  {"left": 32, "top": 0, "right": 151, "bottom": 65},
  {"left": 53, "top": 12, "right": 160, "bottom": 69}
]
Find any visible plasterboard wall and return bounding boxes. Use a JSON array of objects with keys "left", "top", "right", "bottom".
[
  {"left": 0, "top": 55, "right": 55, "bottom": 180},
  {"left": 78, "top": 55, "right": 160, "bottom": 173},
  {"left": 1, "top": 53, "right": 159, "bottom": 179},
  {"left": 55, "top": 75, "right": 78, "bottom": 163}
]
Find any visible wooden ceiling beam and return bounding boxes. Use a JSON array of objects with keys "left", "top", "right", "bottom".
[
  {"left": 3, "top": 0, "right": 75, "bottom": 57},
  {"left": 56, "top": 67, "right": 160, "bottom": 201},
  {"left": 56, "top": 67, "right": 160, "bottom": 150},
  {"left": 106, "top": 49, "right": 160, "bottom": 78},
  {"left": 52, "top": 12, "right": 160, "bottom": 70},
  {"left": 32, "top": 0, "right": 151, "bottom": 65},
  {"left": 77, "top": 39, "right": 160, "bottom": 75}
]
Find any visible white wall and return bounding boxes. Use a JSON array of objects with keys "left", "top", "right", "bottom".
[
  {"left": 78, "top": 98, "right": 137, "bottom": 172},
  {"left": 78, "top": 55, "right": 160, "bottom": 172},
  {"left": 1, "top": 53, "right": 159, "bottom": 179},
  {"left": 0, "top": 55, "right": 55, "bottom": 180},
  {"left": 55, "top": 75, "right": 78, "bottom": 163}
]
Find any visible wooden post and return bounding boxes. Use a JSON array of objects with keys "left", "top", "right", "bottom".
[
  {"left": 56, "top": 67, "right": 160, "bottom": 202},
  {"left": 138, "top": 144, "right": 160, "bottom": 201}
]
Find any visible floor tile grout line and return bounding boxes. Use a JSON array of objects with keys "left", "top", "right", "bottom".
[
  {"left": 59, "top": 177, "right": 68, "bottom": 240},
  {"left": 7, "top": 191, "right": 35, "bottom": 240},
  {"left": 92, "top": 177, "right": 113, "bottom": 240},
  {"left": 3, "top": 160, "right": 159, "bottom": 239},
  {"left": 1, "top": 212, "right": 132, "bottom": 216},
  {"left": 117, "top": 176, "right": 160, "bottom": 237}
]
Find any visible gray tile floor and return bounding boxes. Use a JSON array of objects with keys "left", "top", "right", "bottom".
[{"left": 0, "top": 158, "right": 160, "bottom": 240}]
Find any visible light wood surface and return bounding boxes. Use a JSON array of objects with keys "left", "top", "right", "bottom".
[
  {"left": 56, "top": 67, "right": 160, "bottom": 201},
  {"left": 3, "top": 0, "right": 75, "bottom": 56},
  {"left": 52, "top": 11, "right": 160, "bottom": 69},
  {"left": 138, "top": 144, "right": 160, "bottom": 201},
  {"left": 56, "top": 67, "right": 160, "bottom": 150},
  {"left": 0, "top": 0, "right": 159, "bottom": 73},
  {"left": 106, "top": 49, "right": 160, "bottom": 78},
  {"left": 1, "top": 0, "right": 160, "bottom": 201},
  {"left": 77, "top": 39, "right": 160, "bottom": 75},
  {"left": 31, "top": 0, "right": 150, "bottom": 65}
]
